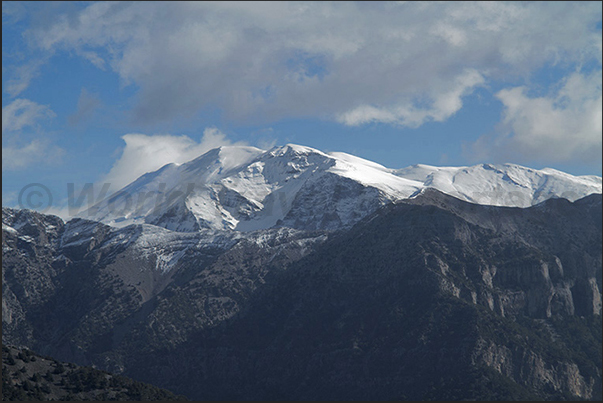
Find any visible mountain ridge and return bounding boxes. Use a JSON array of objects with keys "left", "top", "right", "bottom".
[
  {"left": 3, "top": 145, "right": 602, "bottom": 400},
  {"left": 79, "top": 144, "right": 602, "bottom": 233},
  {"left": 2, "top": 192, "right": 601, "bottom": 400}
]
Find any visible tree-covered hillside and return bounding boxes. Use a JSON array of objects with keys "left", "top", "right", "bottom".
[{"left": 2, "top": 345, "right": 187, "bottom": 401}]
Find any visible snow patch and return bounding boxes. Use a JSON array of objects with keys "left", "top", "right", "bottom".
[{"left": 2, "top": 224, "right": 17, "bottom": 234}]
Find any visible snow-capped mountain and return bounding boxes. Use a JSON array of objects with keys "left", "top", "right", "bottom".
[
  {"left": 81, "top": 144, "right": 602, "bottom": 232},
  {"left": 394, "top": 163, "right": 602, "bottom": 207}
]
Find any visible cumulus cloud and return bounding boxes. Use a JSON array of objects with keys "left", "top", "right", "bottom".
[
  {"left": 101, "top": 127, "right": 246, "bottom": 191},
  {"left": 469, "top": 70, "right": 602, "bottom": 164},
  {"left": 337, "top": 69, "right": 485, "bottom": 127},
  {"left": 19, "top": 1, "right": 601, "bottom": 126}
]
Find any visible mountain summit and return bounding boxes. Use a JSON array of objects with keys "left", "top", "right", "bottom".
[{"left": 82, "top": 144, "right": 602, "bottom": 232}]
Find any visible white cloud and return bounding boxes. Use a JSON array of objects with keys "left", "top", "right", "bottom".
[
  {"left": 337, "top": 69, "right": 485, "bottom": 127},
  {"left": 2, "top": 140, "right": 64, "bottom": 171},
  {"left": 2, "top": 98, "right": 55, "bottom": 132},
  {"left": 20, "top": 2, "right": 601, "bottom": 126},
  {"left": 101, "top": 127, "right": 246, "bottom": 191},
  {"left": 3, "top": 58, "right": 48, "bottom": 97},
  {"left": 2, "top": 2, "right": 26, "bottom": 25},
  {"left": 79, "top": 51, "right": 106, "bottom": 70},
  {"left": 2, "top": 98, "right": 64, "bottom": 171},
  {"left": 470, "top": 70, "right": 602, "bottom": 164}
]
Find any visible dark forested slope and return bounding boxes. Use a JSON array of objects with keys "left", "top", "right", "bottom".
[{"left": 2, "top": 191, "right": 601, "bottom": 400}]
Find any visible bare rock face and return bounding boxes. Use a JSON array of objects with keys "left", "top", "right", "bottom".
[
  {"left": 473, "top": 339, "right": 596, "bottom": 399},
  {"left": 2, "top": 192, "right": 602, "bottom": 400},
  {"left": 2, "top": 209, "right": 65, "bottom": 346},
  {"left": 401, "top": 190, "right": 602, "bottom": 320}
]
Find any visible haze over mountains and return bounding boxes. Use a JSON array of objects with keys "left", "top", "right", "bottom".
[{"left": 81, "top": 144, "right": 602, "bottom": 232}]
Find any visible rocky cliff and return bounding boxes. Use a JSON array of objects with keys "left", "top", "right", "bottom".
[{"left": 2, "top": 191, "right": 601, "bottom": 400}]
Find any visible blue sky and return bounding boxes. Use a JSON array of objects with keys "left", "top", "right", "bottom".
[{"left": 2, "top": 1, "right": 602, "bottom": 215}]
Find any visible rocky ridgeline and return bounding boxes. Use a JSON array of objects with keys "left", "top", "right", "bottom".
[{"left": 2, "top": 191, "right": 602, "bottom": 400}]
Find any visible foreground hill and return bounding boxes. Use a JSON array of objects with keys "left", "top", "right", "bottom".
[{"left": 2, "top": 344, "right": 187, "bottom": 401}]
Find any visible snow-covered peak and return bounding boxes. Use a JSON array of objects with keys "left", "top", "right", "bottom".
[
  {"left": 268, "top": 143, "right": 327, "bottom": 158},
  {"left": 394, "top": 163, "right": 602, "bottom": 207},
  {"left": 81, "top": 144, "right": 602, "bottom": 233},
  {"left": 327, "top": 152, "right": 421, "bottom": 197},
  {"left": 182, "top": 145, "right": 264, "bottom": 174}
]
